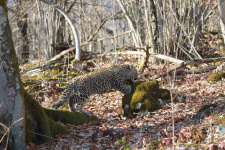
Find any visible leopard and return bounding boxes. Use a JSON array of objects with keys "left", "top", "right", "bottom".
[{"left": 52, "top": 64, "right": 138, "bottom": 117}]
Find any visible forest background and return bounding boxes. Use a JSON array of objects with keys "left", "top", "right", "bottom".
[{"left": 2, "top": 0, "right": 225, "bottom": 149}]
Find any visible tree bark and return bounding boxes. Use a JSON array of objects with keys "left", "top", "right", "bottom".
[
  {"left": 17, "top": 0, "right": 29, "bottom": 64},
  {"left": 116, "top": 0, "right": 142, "bottom": 47},
  {"left": 0, "top": 1, "right": 95, "bottom": 148},
  {"left": 218, "top": 0, "right": 225, "bottom": 43},
  {"left": 0, "top": 0, "right": 25, "bottom": 149}
]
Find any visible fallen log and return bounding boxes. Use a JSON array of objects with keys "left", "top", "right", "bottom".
[{"left": 147, "top": 57, "right": 225, "bottom": 81}]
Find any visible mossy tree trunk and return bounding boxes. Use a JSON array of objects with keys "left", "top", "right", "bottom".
[
  {"left": 24, "top": 89, "right": 97, "bottom": 144},
  {"left": 0, "top": 1, "right": 25, "bottom": 149},
  {"left": 0, "top": 2, "right": 96, "bottom": 149}
]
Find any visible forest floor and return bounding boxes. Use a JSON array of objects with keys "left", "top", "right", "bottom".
[{"left": 23, "top": 54, "right": 225, "bottom": 150}]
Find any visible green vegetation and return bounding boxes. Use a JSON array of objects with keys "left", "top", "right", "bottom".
[
  {"left": 208, "top": 70, "right": 225, "bottom": 82},
  {"left": 213, "top": 113, "right": 225, "bottom": 125},
  {"left": 120, "top": 80, "right": 170, "bottom": 118},
  {"left": 195, "top": 104, "right": 217, "bottom": 118},
  {"left": 198, "top": 104, "right": 217, "bottom": 114},
  {"left": 24, "top": 89, "right": 97, "bottom": 144},
  {"left": 71, "top": 58, "right": 79, "bottom": 63}
]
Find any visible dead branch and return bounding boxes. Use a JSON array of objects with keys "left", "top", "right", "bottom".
[
  {"left": 147, "top": 57, "right": 225, "bottom": 81},
  {"left": 175, "top": 73, "right": 210, "bottom": 80},
  {"left": 186, "top": 66, "right": 217, "bottom": 74},
  {"left": 87, "top": 10, "right": 122, "bottom": 42},
  {"left": 49, "top": 30, "right": 133, "bottom": 62},
  {"left": 38, "top": 0, "right": 80, "bottom": 60}
]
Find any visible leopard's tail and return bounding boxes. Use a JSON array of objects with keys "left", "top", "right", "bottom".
[{"left": 51, "top": 83, "right": 75, "bottom": 109}]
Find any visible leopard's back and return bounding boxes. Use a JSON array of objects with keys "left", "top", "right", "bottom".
[
  {"left": 52, "top": 64, "right": 138, "bottom": 111},
  {"left": 79, "top": 69, "right": 115, "bottom": 95}
]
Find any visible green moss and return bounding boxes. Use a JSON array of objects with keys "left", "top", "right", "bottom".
[
  {"left": 55, "top": 71, "right": 80, "bottom": 79},
  {"left": 194, "top": 104, "right": 217, "bottom": 120},
  {"left": 55, "top": 62, "right": 63, "bottom": 66},
  {"left": 47, "top": 117, "right": 69, "bottom": 135},
  {"left": 208, "top": 70, "right": 225, "bottom": 82},
  {"left": 22, "top": 78, "right": 38, "bottom": 82},
  {"left": 130, "top": 91, "right": 162, "bottom": 111},
  {"left": 213, "top": 113, "right": 220, "bottom": 119},
  {"left": 217, "top": 39, "right": 225, "bottom": 53},
  {"left": 51, "top": 68, "right": 62, "bottom": 75},
  {"left": 43, "top": 70, "right": 50, "bottom": 76},
  {"left": 24, "top": 89, "right": 52, "bottom": 143},
  {"left": 0, "top": 1, "right": 7, "bottom": 13},
  {"left": 134, "top": 80, "right": 159, "bottom": 92},
  {"left": 111, "top": 49, "right": 126, "bottom": 52},
  {"left": 219, "top": 116, "right": 225, "bottom": 125},
  {"left": 209, "top": 113, "right": 225, "bottom": 126},
  {"left": 71, "top": 58, "right": 79, "bottom": 63},
  {"left": 198, "top": 104, "right": 217, "bottom": 114},
  {"left": 213, "top": 113, "right": 225, "bottom": 125},
  {"left": 44, "top": 108, "right": 98, "bottom": 125},
  {"left": 121, "top": 80, "right": 170, "bottom": 118},
  {"left": 67, "top": 71, "right": 81, "bottom": 76},
  {"left": 25, "top": 107, "right": 37, "bottom": 143},
  {"left": 23, "top": 89, "right": 97, "bottom": 144}
]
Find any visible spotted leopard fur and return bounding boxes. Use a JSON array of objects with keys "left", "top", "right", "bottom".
[{"left": 52, "top": 64, "right": 137, "bottom": 117}]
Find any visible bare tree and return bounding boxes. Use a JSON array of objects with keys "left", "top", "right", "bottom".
[
  {"left": 38, "top": 0, "right": 81, "bottom": 60},
  {"left": 116, "top": 0, "right": 142, "bottom": 47},
  {"left": 218, "top": 0, "right": 225, "bottom": 42},
  {"left": 17, "top": 0, "right": 29, "bottom": 64},
  {"left": 0, "top": 0, "right": 25, "bottom": 149}
]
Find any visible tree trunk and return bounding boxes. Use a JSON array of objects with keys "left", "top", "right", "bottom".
[
  {"left": 17, "top": 0, "right": 29, "bottom": 64},
  {"left": 39, "top": 0, "right": 81, "bottom": 60},
  {"left": 156, "top": 0, "right": 164, "bottom": 53},
  {"left": 218, "top": 0, "right": 225, "bottom": 43},
  {"left": 24, "top": 89, "right": 97, "bottom": 144},
  {"left": 0, "top": 1, "right": 96, "bottom": 149},
  {"left": 116, "top": 0, "right": 142, "bottom": 47},
  {"left": 0, "top": 1, "right": 25, "bottom": 149}
]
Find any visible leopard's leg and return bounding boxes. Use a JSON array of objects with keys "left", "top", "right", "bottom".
[
  {"left": 69, "top": 95, "right": 93, "bottom": 117},
  {"left": 69, "top": 95, "right": 79, "bottom": 112},
  {"left": 119, "top": 86, "right": 131, "bottom": 95},
  {"left": 117, "top": 84, "right": 132, "bottom": 95},
  {"left": 113, "top": 80, "right": 132, "bottom": 95},
  {"left": 76, "top": 102, "right": 93, "bottom": 117}
]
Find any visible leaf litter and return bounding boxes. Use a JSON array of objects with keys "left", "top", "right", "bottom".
[{"left": 25, "top": 58, "right": 225, "bottom": 149}]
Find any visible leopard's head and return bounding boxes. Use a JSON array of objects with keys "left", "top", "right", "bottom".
[{"left": 122, "top": 64, "right": 138, "bottom": 83}]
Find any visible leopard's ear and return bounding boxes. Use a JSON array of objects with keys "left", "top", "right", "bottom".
[{"left": 124, "top": 64, "right": 134, "bottom": 70}]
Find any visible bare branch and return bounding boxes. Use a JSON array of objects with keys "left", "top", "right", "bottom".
[{"left": 38, "top": 0, "right": 81, "bottom": 60}]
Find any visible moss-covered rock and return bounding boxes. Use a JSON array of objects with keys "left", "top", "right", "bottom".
[
  {"left": 194, "top": 104, "right": 217, "bottom": 120},
  {"left": 212, "top": 112, "right": 225, "bottom": 126},
  {"left": 208, "top": 70, "right": 225, "bottom": 82},
  {"left": 120, "top": 80, "right": 170, "bottom": 118}
]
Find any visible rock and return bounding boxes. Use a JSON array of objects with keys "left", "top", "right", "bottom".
[{"left": 120, "top": 80, "right": 170, "bottom": 118}]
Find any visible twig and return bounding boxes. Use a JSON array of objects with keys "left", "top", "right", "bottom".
[{"left": 0, "top": 118, "right": 23, "bottom": 143}]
